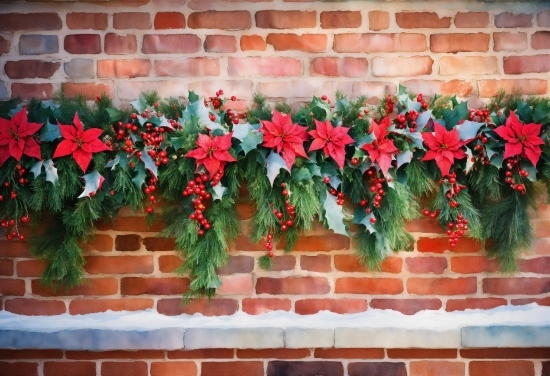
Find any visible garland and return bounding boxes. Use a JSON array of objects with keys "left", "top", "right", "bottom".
[{"left": 0, "top": 87, "right": 549, "bottom": 299}]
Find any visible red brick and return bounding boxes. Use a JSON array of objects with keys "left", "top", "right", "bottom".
[
  {"left": 417, "top": 237, "right": 481, "bottom": 253},
  {"left": 410, "top": 361, "right": 465, "bottom": 376},
  {"left": 64, "top": 34, "right": 101, "bottom": 54},
  {"left": 310, "top": 57, "right": 368, "bottom": 78},
  {"left": 202, "top": 362, "right": 263, "bottom": 376},
  {"left": 0, "top": 13, "right": 61, "bottom": 31},
  {"left": 266, "top": 33, "right": 326, "bottom": 52},
  {"left": 406, "top": 217, "right": 446, "bottom": 234},
  {"left": 142, "top": 34, "right": 201, "bottom": 54},
  {"left": 218, "top": 255, "right": 254, "bottom": 275},
  {"left": 67, "top": 13, "right": 108, "bottom": 30},
  {"left": 63, "top": 83, "right": 113, "bottom": 101},
  {"left": 388, "top": 349, "right": 457, "bottom": 359},
  {"left": 372, "top": 56, "right": 433, "bottom": 77},
  {"left": 154, "top": 12, "right": 186, "bottom": 29},
  {"left": 69, "top": 298, "right": 154, "bottom": 314},
  {"left": 295, "top": 299, "right": 367, "bottom": 314},
  {"left": 369, "top": 11, "right": 389, "bottom": 31},
  {"left": 98, "top": 59, "right": 151, "bottom": 78},
  {"left": 504, "top": 55, "right": 550, "bottom": 74},
  {"left": 159, "top": 255, "right": 182, "bottom": 273},
  {"left": 143, "top": 237, "right": 175, "bottom": 251},
  {"left": 0, "top": 278, "right": 25, "bottom": 296},
  {"left": 0, "top": 36, "right": 10, "bottom": 55},
  {"left": 219, "top": 275, "right": 253, "bottom": 295},
  {"left": 446, "top": 298, "right": 507, "bottom": 312},
  {"left": 102, "top": 361, "right": 148, "bottom": 376},
  {"left": 478, "top": 79, "right": 548, "bottom": 97},
  {"left": 114, "top": 234, "right": 142, "bottom": 252},
  {"left": 267, "top": 256, "right": 293, "bottom": 271},
  {"left": 242, "top": 298, "right": 291, "bottom": 314},
  {"left": 539, "top": 10, "right": 550, "bottom": 27},
  {"left": 334, "top": 33, "right": 426, "bottom": 53},
  {"left": 66, "top": 350, "right": 164, "bottom": 360},
  {"left": 300, "top": 255, "right": 331, "bottom": 272},
  {"left": 349, "top": 362, "right": 406, "bottom": 376},
  {"left": 105, "top": 33, "right": 137, "bottom": 55},
  {"left": 430, "top": 33, "right": 490, "bottom": 53},
  {"left": 5, "top": 299, "right": 66, "bottom": 316},
  {"left": 158, "top": 298, "right": 238, "bottom": 316},
  {"left": 114, "top": 12, "right": 151, "bottom": 29},
  {"left": 532, "top": 31, "right": 550, "bottom": 50},
  {"left": 335, "top": 255, "right": 402, "bottom": 273},
  {"left": 287, "top": 235, "right": 350, "bottom": 252},
  {"left": 335, "top": 278, "right": 403, "bottom": 294},
  {"left": 5, "top": 60, "right": 59, "bottom": 79},
  {"left": 236, "top": 202, "right": 255, "bottom": 220},
  {"left": 16, "top": 259, "right": 45, "bottom": 277},
  {"left": 483, "top": 277, "right": 550, "bottom": 295},
  {"left": 256, "top": 10, "right": 316, "bottom": 29},
  {"left": 495, "top": 12, "right": 533, "bottom": 28},
  {"left": 229, "top": 57, "right": 302, "bottom": 77},
  {"left": 44, "top": 362, "right": 95, "bottom": 376},
  {"left": 32, "top": 278, "right": 118, "bottom": 296},
  {"left": 461, "top": 348, "right": 550, "bottom": 359},
  {"left": 0, "top": 350, "right": 62, "bottom": 360},
  {"left": 451, "top": 256, "right": 500, "bottom": 273},
  {"left": 240, "top": 35, "right": 266, "bottom": 51},
  {"left": 81, "top": 235, "right": 113, "bottom": 253},
  {"left": 0, "top": 259, "right": 13, "bottom": 276},
  {"left": 188, "top": 11, "right": 251, "bottom": 30},
  {"left": 232, "top": 235, "right": 265, "bottom": 251},
  {"left": 370, "top": 299, "right": 442, "bottom": 315},
  {"left": 405, "top": 257, "right": 447, "bottom": 274},
  {"left": 237, "top": 349, "right": 310, "bottom": 359},
  {"left": 320, "top": 11, "right": 361, "bottom": 29},
  {"left": 85, "top": 255, "right": 153, "bottom": 275},
  {"left": 407, "top": 277, "right": 477, "bottom": 295},
  {"left": 0, "top": 362, "right": 38, "bottom": 376},
  {"left": 11, "top": 83, "right": 53, "bottom": 100},
  {"left": 168, "top": 349, "right": 234, "bottom": 359},
  {"left": 494, "top": 32, "right": 528, "bottom": 52},
  {"left": 204, "top": 35, "right": 237, "bottom": 53},
  {"left": 396, "top": 12, "right": 451, "bottom": 28},
  {"left": 155, "top": 57, "right": 219, "bottom": 77},
  {"left": 121, "top": 277, "right": 189, "bottom": 295},
  {"left": 512, "top": 297, "right": 550, "bottom": 306},
  {"left": 402, "top": 79, "right": 473, "bottom": 97},
  {"left": 150, "top": 362, "right": 197, "bottom": 376},
  {"left": 256, "top": 277, "right": 330, "bottom": 295},
  {"left": 469, "top": 361, "right": 534, "bottom": 376},
  {"left": 439, "top": 56, "right": 498, "bottom": 76},
  {"left": 315, "top": 348, "right": 384, "bottom": 359},
  {"left": 454, "top": 12, "right": 490, "bottom": 28}
]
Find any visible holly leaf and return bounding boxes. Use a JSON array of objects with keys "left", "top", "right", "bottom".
[
  {"left": 335, "top": 97, "right": 349, "bottom": 112},
  {"left": 533, "top": 101, "right": 550, "bottom": 123},
  {"left": 522, "top": 161, "right": 538, "bottom": 182},
  {"left": 516, "top": 101, "right": 533, "bottom": 123},
  {"left": 456, "top": 120, "right": 484, "bottom": 142},
  {"left": 406, "top": 97, "right": 421, "bottom": 112},
  {"left": 360, "top": 213, "right": 377, "bottom": 234},
  {"left": 211, "top": 183, "right": 226, "bottom": 201},
  {"left": 241, "top": 130, "right": 263, "bottom": 155},
  {"left": 375, "top": 233, "right": 392, "bottom": 257},
  {"left": 323, "top": 193, "right": 347, "bottom": 235},
  {"left": 130, "top": 97, "right": 147, "bottom": 113},
  {"left": 40, "top": 121, "right": 61, "bottom": 142},
  {"left": 233, "top": 123, "right": 251, "bottom": 141},
  {"left": 291, "top": 166, "right": 312, "bottom": 182},
  {"left": 266, "top": 152, "right": 289, "bottom": 186},
  {"left": 181, "top": 116, "right": 201, "bottom": 135},
  {"left": 132, "top": 163, "right": 147, "bottom": 188},
  {"left": 396, "top": 150, "right": 413, "bottom": 168},
  {"left": 416, "top": 110, "right": 432, "bottom": 132},
  {"left": 106, "top": 108, "right": 121, "bottom": 123},
  {"left": 491, "top": 153, "right": 504, "bottom": 169},
  {"left": 140, "top": 149, "right": 158, "bottom": 177},
  {"left": 442, "top": 101, "right": 469, "bottom": 129},
  {"left": 306, "top": 162, "right": 322, "bottom": 177},
  {"left": 43, "top": 159, "right": 58, "bottom": 185},
  {"left": 30, "top": 160, "right": 43, "bottom": 179},
  {"left": 106, "top": 155, "right": 120, "bottom": 169},
  {"left": 309, "top": 96, "right": 331, "bottom": 120},
  {"left": 78, "top": 170, "right": 104, "bottom": 198},
  {"left": 398, "top": 84, "right": 408, "bottom": 95}
]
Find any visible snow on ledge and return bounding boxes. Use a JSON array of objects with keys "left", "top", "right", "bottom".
[{"left": 0, "top": 304, "right": 549, "bottom": 351}]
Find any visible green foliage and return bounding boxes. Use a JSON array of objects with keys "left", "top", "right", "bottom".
[
  {"left": 405, "top": 159, "right": 434, "bottom": 197},
  {"left": 247, "top": 93, "right": 272, "bottom": 123}
]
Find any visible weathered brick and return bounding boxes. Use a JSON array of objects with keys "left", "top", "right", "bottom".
[
  {"left": 334, "top": 33, "right": 426, "bottom": 53},
  {"left": 229, "top": 57, "right": 301, "bottom": 77},
  {"left": 532, "top": 31, "right": 550, "bottom": 50},
  {"left": 315, "top": 348, "right": 384, "bottom": 359},
  {"left": 63, "top": 82, "right": 113, "bottom": 100},
  {"left": 154, "top": 12, "right": 186, "bottom": 29},
  {"left": 439, "top": 56, "right": 498, "bottom": 76},
  {"left": 461, "top": 348, "right": 550, "bottom": 359},
  {"left": 0, "top": 278, "right": 25, "bottom": 296},
  {"left": 410, "top": 361, "right": 465, "bottom": 376},
  {"left": 121, "top": 277, "right": 189, "bottom": 295},
  {"left": 64, "top": 34, "right": 101, "bottom": 54},
  {"left": 267, "top": 361, "right": 343, "bottom": 376},
  {"left": 142, "top": 34, "right": 201, "bottom": 54},
  {"left": 512, "top": 297, "right": 550, "bottom": 306},
  {"left": 417, "top": 237, "right": 481, "bottom": 253},
  {"left": 0, "top": 362, "right": 38, "bottom": 376},
  {"left": 219, "top": 275, "right": 253, "bottom": 295},
  {"left": 369, "top": 11, "right": 389, "bottom": 31},
  {"left": 388, "top": 349, "right": 457, "bottom": 359},
  {"left": 295, "top": 299, "right": 367, "bottom": 314},
  {"left": 451, "top": 256, "right": 499, "bottom": 273},
  {"left": 203, "top": 361, "right": 263, "bottom": 376},
  {"left": 69, "top": 298, "right": 154, "bottom": 314},
  {"left": 372, "top": 56, "right": 433, "bottom": 77},
  {"left": 216, "top": 255, "right": 254, "bottom": 275},
  {"left": 335, "top": 254, "right": 402, "bottom": 273},
  {"left": 454, "top": 12, "right": 490, "bottom": 28},
  {"left": 167, "top": 349, "right": 234, "bottom": 359},
  {"left": 12, "top": 83, "right": 53, "bottom": 100},
  {"left": 469, "top": 361, "right": 534, "bottom": 376},
  {"left": 407, "top": 277, "right": 477, "bottom": 295},
  {"left": 266, "top": 33, "right": 326, "bottom": 52},
  {"left": 204, "top": 35, "right": 237, "bottom": 53},
  {"left": 405, "top": 257, "right": 447, "bottom": 274},
  {"left": 0, "top": 36, "right": 9, "bottom": 55},
  {"left": 256, "top": 10, "right": 316, "bottom": 29},
  {"left": 102, "top": 362, "right": 148, "bottom": 376},
  {"left": 0, "top": 350, "right": 63, "bottom": 360},
  {"left": 85, "top": 255, "right": 153, "bottom": 274},
  {"left": 242, "top": 298, "right": 291, "bottom": 314},
  {"left": 158, "top": 298, "right": 238, "bottom": 316},
  {"left": 98, "top": 59, "right": 152, "bottom": 78},
  {"left": 16, "top": 259, "right": 45, "bottom": 277},
  {"left": 335, "top": 278, "right": 404, "bottom": 294},
  {"left": 284, "top": 234, "right": 349, "bottom": 252},
  {"left": 188, "top": 11, "right": 251, "bottom": 30},
  {"left": 188, "top": 80, "right": 253, "bottom": 100},
  {"left": 430, "top": 33, "right": 490, "bottom": 53},
  {"left": 32, "top": 278, "right": 118, "bottom": 296},
  {"left": 396, "top": 12, "right": 451, "bottom": 28},
  {"left": 310, "top": 57, "right": 367, "bottom": 78},
  {"left": 495, "top": 12, "right": 533, "bottom": 28},
  {"left": 348, "top": 362, "right": 406, "bottom": 376},
  {"left": 257, "top": 277, "right": 330, "bottom": 295},
  {"left": 240, "top": 35, "right": 266, "bottom": 51},
  {"left": 446, "top": 298, "right": 508, "bottom": 312},
  {"left": 320, "top": 11, "right": 361, "bottom": 29},
  {"left": 256, "top": 82, "right": 290, "bottom": 98},
  {"left": 494, "top": 32, "right": 528, "bottom": 51},
  {"left": 66, "top": 13, "right": 108, "bottom": 30},
  {"left": 114, "top": 12, "right": 152, "bottom": 30},
  {"left": 0, "top": 82, "right": 6, "bottom": 100},
  {"left": 238, "top": 349, "right": 310, "bottom": 359},
  {"left": 150, "top": 362, "right": 197, "bottom": 376},
  {"left": 81, "top": 234, "right": 113, "bottom": 253},
  {"left": 0, "top": 13, "right": 61, "bottom": 31},
  {"left": 539, "top": 10, "right": 550, "bottom": 27},
  {"left": 158, "top": 255, "right": 182, "bottom": 274},
  {"left": 66, "top": 350, "right": 164, "bottom": 360},
  {"left": 369, "top": 299, "right": 442, "bottom": 315},
  {"left": 64, "top": 59, "right": 95, "bottom": 79},
  {"left": 504, "top": 55, "right": 550, "bottom": 74},
  {"left": 19, "top": 35, "right": 58, "bottom": 55},
  {"left": 300, "top": 255, "right": 331, "bottom": 272},
  {"left": 105, "top": 33, "right": 137, "bottom": 55},
  {"left": 44, "top": 361, "right": 96, "bottom": 376},
  {"left": 142, "top": 237, "right": 175, "bottom": 251},
  {"left": 478, "top": 79, "right": 547, "bottom": 97},
  {"left": 0, "top": 259, "right": 13, "bottom": 276},
  {"left": 336, "top": 81, "right": 396, "bottom": 99},
  {"left": 115, "top": 234, "right": 142, "bottom": 252},
  {"left": 483, "top": 277, "right": 550, "bottom": 295},
  {"left": 5, "top": 298, "right": 66, "bottom": 316},
  {"left": 543, "top": 361, "right": 550, "bottom": 376},
  {"left": 268, "top": 255, "right": 294, "bottom": 271},
  {"left": 519, "top": 257, "right": 550, "bottom": 273}
]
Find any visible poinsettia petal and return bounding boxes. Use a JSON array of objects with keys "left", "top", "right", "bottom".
[
  {"left": 73, "top": 113, "right": 85, "bottom": 137},
  {"left": 195, "top": 133, "right": 212, "bottom": 150},
  {"left": 335, "top": 128, "right": 354, "bottom": 147},
  {"left": 523, "top": 144, "right": 542, "bottom": 167},
  {"left": 328, "top": 144, "right": 346, "bottom": 169},
  {"left": 202, "top": 156, "right": 220, "bottom": 177},
  {"left": 214, "top": 132, "right": 233, "bottom": 150},
  {"left": 494, "top": 123, "right": 516, "bottom": 142},
  {"left": 11, "top": 108, "right": 27, "bottom": 131},
  {"left": 9, "top": 138, "right": 25, "bottom": 161},
  {"left": 58, "top": 124, "right": 77, "bottom": 141},
  {"left": 434, "top": 124, "right": 446, "bottom": 145},
  {"left": 72, "top": 147, "right": 93, "bottom": 173},
  {"left": 87, "top": 139, "right": 111, "bottom": 153},
  {"left": 0, "top": 145, "right": 11, "bottom": 167},
  {"left": 295, "top": 125, "right": 309, "bottom": 141},
  {"left": 434, "top": 153, "right": 453, "bottom": 176},
  {"left": 291, "top": 142, "right": 309, "bottom": 159},
  {"left": 506, "top": 110, "right": 523, "bottom": 133},
  {"left": 53, "top": 139, "right": 78, "bottom": 158},
  {"left": 523, "top": 122, "right": 542, "bottom": 139},
  {"left": 422, "top": 132, "right": 439, "bottom": 150},
  {"left": 308, "top": 138, "right": 326, "bottom": 152},
  {"left": 378, "top": 139, "right": 399, "bottom": 154},
  {"left": 23, "top": 137, "right": 42, "bottom": 160},
  {"left": 526, "top": 135, "right": 545, "bottom": 146},
  {"left": 453, "top": 148, "right": 467, "bottom": 160},
  {"left": 314, "top": 119, "right": 328, "bottom": 139},
  {"left": 214, "top": 149, "right": 236, "bottom": 162},
  {"left": 503, "top": 141, "right": 523, "bottom": 160},
  {"left": 377, "top": 153, "right": 393, "bottom": 175},
  {"left": 422, "top": 150, "right": 437, "bottom": 161},
  {"left": 81, "top": 128, "right": 104, "bottom": 143},
  {"left": 185, "top": 147, "right": 209, "bottom": 160},
  {"left": 260, "top": 120, "right": 279, "bottom": 137},
  {"left": 281, "top": 148, "right": 296, "bottom": 170}
]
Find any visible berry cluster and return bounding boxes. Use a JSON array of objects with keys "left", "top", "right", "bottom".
[
  {"left": 264, "top": 233, "right": 274, "bottom": 258},
  {"left": 366, "top": 168, "right": 390, "bottom": 209},
  {"left": 0, "top": 214, "right": 28, "bottom": 241},
  {"left": 323, "top": 176, "right": 346, "bottom": 206},
  {"left": 183, "top": 172, "right": 212, "bottom": 236},
  {"left": 207, "top": 90, "right": 239, "bottom": 125},
  {"left": 504, "top": 157, "right": 528, "bottom": 194},
  {"left": 394, "top": 109, "right": 420, "bottom": 132},
  {"left": 144, "top": 175, "right": 159, "bottom": 214},
  {"left": 468, "top": 108, "right": 491, "bottom": 124},
  {"left": 264, "top": 182, "right": 296, "bottom": 257},
  {"left": 472, "top": 132, "right": 491, "bottom": 167},
  {"left": 384, "top": 94, "right": 395, "bottom": 115}
]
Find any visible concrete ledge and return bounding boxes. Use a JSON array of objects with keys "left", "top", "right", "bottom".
[{"left": 462, "top": 326, "right": 550, "bottom": 348}]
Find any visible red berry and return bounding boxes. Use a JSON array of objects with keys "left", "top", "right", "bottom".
[
  {"left": 198, "top": 230, "right": 205, "bottom": 236},
  {"left": 351, "top": 158, "right": 359, "bottom": 165},
  {"left": 370, "top": 217, "right": 377, "bottom": 224},
  {"left": 231, "top": 96, "right": 236, "bottom": 101},
  {"left": 281, "top": 225, "right": 287, "bottom": 231},
  {"left": 321, "top": 95, "right": 327, "bottom": 100},
  {"left": 21, "top": 216, "right": 29, "bottom": 223},
  {"left": 146, "top": 207, "right": 154, "bottom": 213},
  {"left": 323, "top": 177, "right": 330, "bottom": 184}
]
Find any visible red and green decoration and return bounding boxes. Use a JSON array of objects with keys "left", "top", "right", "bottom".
[{"left": 0, "top": 86, "right": 549, "bottom": 298}]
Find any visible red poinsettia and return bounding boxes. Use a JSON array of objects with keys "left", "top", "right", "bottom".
[
  {"left": 259, "top": 110, "right": 309, "bottom": 169},
  {"left": 308, "top": 119, "right": 354, "bottom": 169},
  {"left": 422, "top": 123, "right": 466, "bottom": 177},
  {"left": 53, "top": 112, "right": 110, "bottom": 173},
  {"left": 185, "top": 132, "right": 236, "bottom": 177},
  {"left": 361, "top": 117, "right": 399, "bottom": 174},
  {"left": 493, "top": 110, "right": 544, "bottom": 167},
  {"left": 0, "top": 108, "right": 43, "bottom": 167}
]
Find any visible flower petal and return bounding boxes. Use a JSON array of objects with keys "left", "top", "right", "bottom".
[
  {"left": 23, "top": 137, "right": 42, "bottom": 160},
  {"left": 81, "top": 128, "right": 104, "bottom": 143},
  {"left": 503, "top": 141, "right": 523, "bottom": 160},
  {"left": 308, "top": 138, "right": 326, "bottom": 152},
  {"left": 72, "top": 147, "right": 93, "bottom": 173},
  {"left": 53, "top": 139, "right": 77, "bottom": 158}
]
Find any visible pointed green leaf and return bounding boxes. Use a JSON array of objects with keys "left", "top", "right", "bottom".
[
  {"left": 78, "top": 170, "right": 103, "bottom": 198},
  {"left": 266, "top": 152, "right": 289, "bottom": 186},
  {"left": 40, "top": 121, "right": 61, "bottom": 142},
  {"left": 43, "top": 159, "right": 58, "bottom": 185},
  {"left": 323, "top": 194, "right": 347, "bottom": 236}
]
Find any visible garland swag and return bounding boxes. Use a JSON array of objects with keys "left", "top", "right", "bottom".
[{"left": 1, "top": 87, "right": 549, "bottom": 298}]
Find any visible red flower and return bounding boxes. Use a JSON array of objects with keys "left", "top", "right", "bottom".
[
  {"left": 260, "top": 110, "right": 309, "bottom": 169},
  {"left": 53, "top": 112, "right": 110, "bottom": 173},
  {"left": 361, "top": 117, "right": 399, "bottom": 174},
  {"left": 422, "top": 123, "right": 466, "bottom": 177},
  {"left": 493, "top": 110, "right": 544, "bottom": 167},
  {"left": 185, "top": 132, "right": 236, "bottom": 177},
  {"left": 308, "top": 119, "right": 354, "bottom": 169},
  {"left": 0, "top": 108, "right": 43, "bottom": 167}
]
